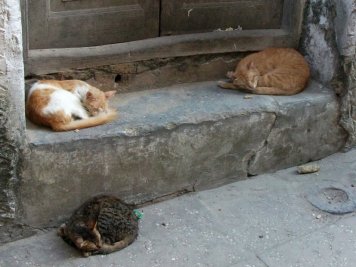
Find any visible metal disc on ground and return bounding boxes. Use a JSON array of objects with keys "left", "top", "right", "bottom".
[{"left": 306, "top": 184, "right": 356, "bottom": 214}]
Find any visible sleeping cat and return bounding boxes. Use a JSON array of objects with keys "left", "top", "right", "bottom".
[
  {"left": 26, "top": 80, "right": 117, "bottom": 131},
  {"left": 218, "top": 48, "right": 310, "bottom": 95},
  {"left": 58, "top": 195, "right": 139, "bottom": 257}
]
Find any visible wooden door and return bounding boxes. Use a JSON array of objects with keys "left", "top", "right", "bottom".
[
  {"left": 27, "top": 0, "right": 160, "bottom": 49},
  {"left": 160, "top": 0, "right": 284, "bottom": 36}
]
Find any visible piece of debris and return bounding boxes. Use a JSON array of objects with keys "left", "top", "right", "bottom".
[
  {"left": 258, "top": 235, "right": 264, "bottom": 239},
  {"left": 133, "top": 209, "right": 144, "bottom": 221},
  {"left": 244, "top": 95, "right": 253, "bottom": 99},
  {"left": 312, "top": 213, "right": 322, "bottom": 219},
  {"left": 187, "top": 8, "right": 193, "bottom": 17},
  {"left": 214, "top": 26, "right": 243, "bottom": 32},
  {"left": 297, "top": 163, "right": 320, "bottom": 174},
  {"left": 74, "top": 129, "right": 80, "bottom": 133}
]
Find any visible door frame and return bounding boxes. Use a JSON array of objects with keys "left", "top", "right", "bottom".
[{"left": 22, "top": 0, "right": 306, "bottom": 75}]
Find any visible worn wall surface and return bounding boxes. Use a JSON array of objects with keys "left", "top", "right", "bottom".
[
  {"left": 0, "top": 0, "right": 27, "bottom": 241},
  {"left": 300, "top": 0, "right": 356, "bottom": 149},
  {"left": 27, "top": 53, "right": 244, "bottom": 94},
  {"left": 336, "top": 1, "right": 356, "bottom": 149},
  {"left": 300, "top": 0, "right": 340, "bottom": 86}
]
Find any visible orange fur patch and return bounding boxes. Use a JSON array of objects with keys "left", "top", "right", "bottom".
[{"left": 219, "top": 48, "right": 310, "bottom": 95}]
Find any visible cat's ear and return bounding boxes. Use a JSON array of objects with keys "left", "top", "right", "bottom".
[
  {"left": 252, "top": 76, "right": 259, "bottom": 88},
  {"left": 86, "top": 91, "right": 95, "bottom": 100},
  {"left": 247, "top": 61, "right": 256, "bottom": 70},
  {"left": 87, "top": 219, "right": 97, "bottom": 230},
  {"left": 104, "top": 90, "right": 116, "bottom": 99}
]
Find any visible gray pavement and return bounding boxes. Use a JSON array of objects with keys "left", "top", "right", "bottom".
[{"left": 1, "top": 149, "right": 356, "bottom": 267}]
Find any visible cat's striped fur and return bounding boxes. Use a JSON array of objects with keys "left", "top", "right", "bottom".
[{"left": 58, "top": 195, "right": 139, "bottom": 257}]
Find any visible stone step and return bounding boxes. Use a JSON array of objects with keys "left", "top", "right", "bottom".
[{"left": 21, "top": 81, "right": 346, "bottom": 227}]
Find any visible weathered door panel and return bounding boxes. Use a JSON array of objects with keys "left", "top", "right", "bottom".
[
  {"left": 160, "top": 0, "right": 284, "bottom": 36},
  {"left": 28, "top": 0, "right": 160, "bottom": 49}
]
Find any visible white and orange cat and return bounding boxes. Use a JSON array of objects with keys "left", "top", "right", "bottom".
[
  {"left": 218, "top": 48, "right": 310, "bottom": 95},
  {"left": 26, "top": 80, "right": 117, "bottom": 131}
]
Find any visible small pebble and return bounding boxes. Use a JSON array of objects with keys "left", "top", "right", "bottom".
[
  {"left": 297, "top": 163, "right": 320, "bottom": 174},
  {"left": 244, "top": 95, "right": 253, "bottom": 99},
  {"left": 74, "top": 129, "right": 80, "bottom": 133},
  {"left": 313, "top": 213, "right": 322, "bottom": 219}
]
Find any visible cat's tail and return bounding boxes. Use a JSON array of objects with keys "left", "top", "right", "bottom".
[
  {"left": 52, "top": 109, "right": 118, "bottom": 131},
  {"left": 94, "top": 234, "right": 138, "bottom": 255}
]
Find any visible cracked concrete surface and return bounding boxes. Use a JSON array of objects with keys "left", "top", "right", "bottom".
[
  {"left": 21, "top": 81, "right": 346, "bottom": 227},
  {"left": 1, "top": 149, "right": 356, "bottom": 267}
]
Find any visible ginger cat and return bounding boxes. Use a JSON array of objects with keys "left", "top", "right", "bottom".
[
  {"left": 218, "top": 48, "right": 310, "bottom": 95},
  {"left": 26, "top": 80, "right": 117, "bottom": 131}
]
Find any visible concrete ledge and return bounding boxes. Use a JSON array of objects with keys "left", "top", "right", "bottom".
[{"left": 21, "top": 81, "right": 346, "bottom": 227}]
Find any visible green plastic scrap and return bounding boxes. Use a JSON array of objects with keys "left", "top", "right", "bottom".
[{"left": 133, "top": 209, "right": 143, "bottom": 221}]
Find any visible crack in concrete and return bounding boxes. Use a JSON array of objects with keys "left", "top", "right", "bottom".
[
  {"left": 192, "top": 179, "right": 198, "bottom": 192},
  {"left": 246, "top": 112, "right": 278, "bottom": 176},
  {"left": 255, "top": 253, "right": 270, "bottom": 267},
  {"left": 136, "top": 188, "right": 193, "bottom": 208}
]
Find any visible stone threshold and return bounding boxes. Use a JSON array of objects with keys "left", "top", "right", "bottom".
[{"left": 21, "top": 81, "right": 346, "bottom": 227}]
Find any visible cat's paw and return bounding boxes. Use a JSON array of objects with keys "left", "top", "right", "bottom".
[
  {"left": 96, "top": 240, "right": 103, "bottom": 248},
  {"left": 80, "top": 240, "right": 99, "bottom": 251},
  {"left": 226, "top": 71, "right": 235, "bottom": 79},
  {"left": 82, "top": 251, "right": 92, "bottom": 257},
  {"left": 217, "top": 81, "right": 235, "bottom": 89},
  {"left": 57, "top": 223, "right": 66, "bottom": 237},
  {"left": 217, "top": 81, "right": 226, "bottom": 88}
]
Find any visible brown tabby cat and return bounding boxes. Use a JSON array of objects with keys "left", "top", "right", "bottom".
[
  {"left": 58, "top": 195, "right": 139, "bottom": 257},
  {"left": 26, "top": 80, "right": 117, "bottom": 131},
  {"left": 218, "top": 48, "right": 310, "bottom": 95}
]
